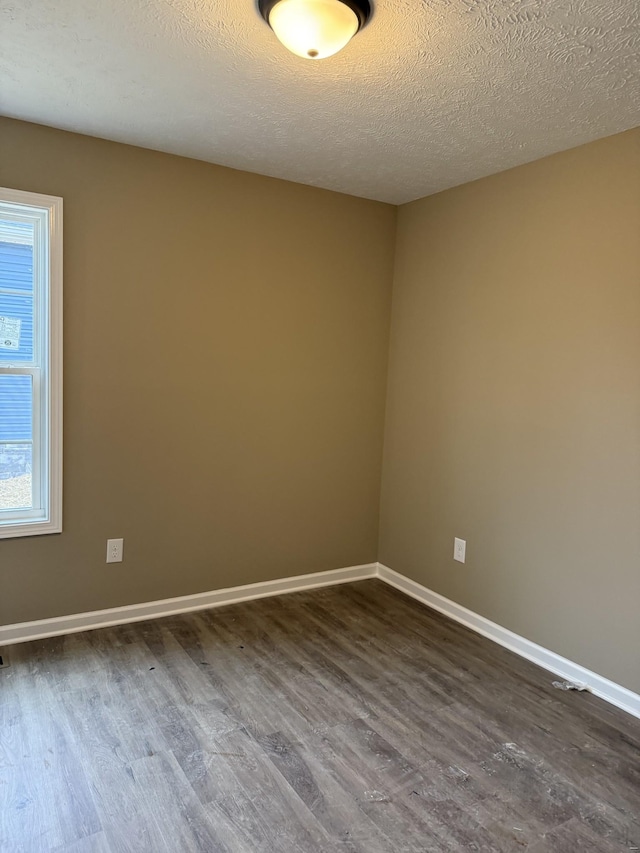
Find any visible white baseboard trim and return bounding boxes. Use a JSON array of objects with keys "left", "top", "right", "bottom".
[
  {"left": 0, "top": 563, "right": 377, "bottom": 646},
  {"left": 377, "top": 563, "right": 640, "bottom": 721},
  {"left": 3, "top": 558, "right": 638, "bottom": 721}
]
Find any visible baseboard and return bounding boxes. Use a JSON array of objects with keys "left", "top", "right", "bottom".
[
  {"left": 377, "top": 563, "right": 640, "bottom": 721},
  {"left": 3, "top": 558, "right": 638, "bottom": 721},
  {"left": 0, "top": 562, "right": 377, "bottom": 646}
]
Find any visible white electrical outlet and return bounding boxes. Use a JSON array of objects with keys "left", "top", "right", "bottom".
[
  {"left": 454, "top": 537, "right": 466, "bottom": 563},
  {"left": 106, "top": 538, "right": 124, "bottom": 563}
]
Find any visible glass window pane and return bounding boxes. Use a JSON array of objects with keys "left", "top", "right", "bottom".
[
  {"left": 0, "top": 293, "right": 34, "bottom": 362},
  {"left": 0, "top": 220, "right": 35, "bottom": 363},
  {"left": 0, "top": 374, "right": 33, "bottom": 510}
]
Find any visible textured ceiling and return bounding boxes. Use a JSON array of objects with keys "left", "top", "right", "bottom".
[{"left": 1, "top": 0, "right": 639, "bottom": 203}]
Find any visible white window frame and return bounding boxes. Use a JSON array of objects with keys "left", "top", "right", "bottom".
[{"left": 0, "top": 187, "right": 62, "bottom": 539}]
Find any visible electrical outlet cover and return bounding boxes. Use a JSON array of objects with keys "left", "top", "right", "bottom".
[{"left": 106, "top": 538, "right": 124, "bottom": 563}]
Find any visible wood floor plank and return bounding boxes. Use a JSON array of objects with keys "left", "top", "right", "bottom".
[
  {"left": 0, "top": 697, "right": 65, "bottom": 852},
  {"left": 121, "top": 750, "right": 230, "bottom": 852},
  {"left": 275, "top": 721, "right": 450, "bottom": 852},
  {"left": 52, "top": 831, "right": 113, "bottom": 853},
  {"left": 0, "top": 672, "right": 101, "bottom": 852},
  {"left": 2, "top": 579, "right": 639, "bottom": 851},
  {"left": 526, "top": 816, "right": 628, "bottom": 852},
  {"left": 204, "top": 728, "right": 334, "bottom": 851},
  {"left": 257, "top": 729, "right": 393, "bottom": 853}
]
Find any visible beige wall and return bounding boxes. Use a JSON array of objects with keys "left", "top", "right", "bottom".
[
  {"left": 0, "top": 118, "right": 396, "bottom": 625},
  {"left": 380, "top": 129, "right": 640, "bottom": 693}
]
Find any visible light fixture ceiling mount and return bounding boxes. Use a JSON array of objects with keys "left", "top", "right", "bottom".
[{"left": 258, "top": 0, "right": 371, "bottom": 60}]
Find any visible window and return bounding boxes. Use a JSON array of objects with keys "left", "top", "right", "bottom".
[{"left": 0, "top": 188, "right": 62, "bottom": 538}]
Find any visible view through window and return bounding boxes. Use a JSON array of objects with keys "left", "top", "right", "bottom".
[
  {"left": 0, "top": 188, "right": 62, "bottom": 538},
  {"left": 0, "top": 220, "right": 35, "bottom": 511}
]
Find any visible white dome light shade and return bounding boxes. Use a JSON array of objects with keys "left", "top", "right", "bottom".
[{"left": 261, "top": 0, "right": 369, "bottom": 60}]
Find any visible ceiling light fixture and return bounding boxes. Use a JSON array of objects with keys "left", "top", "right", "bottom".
[{"left": 258, "top": 0, "right": 371, "bottom": 60}]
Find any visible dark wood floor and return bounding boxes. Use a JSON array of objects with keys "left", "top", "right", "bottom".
[{"left": 1, "top": 579, "right": 639, "bottom": 852}]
